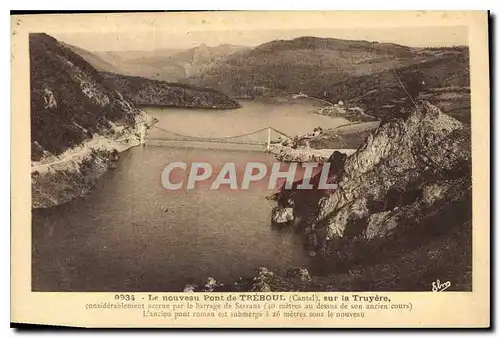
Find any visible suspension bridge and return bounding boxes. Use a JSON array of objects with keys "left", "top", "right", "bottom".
[{"left": 146, "top": 125, "right": 293, "bottom": 151}]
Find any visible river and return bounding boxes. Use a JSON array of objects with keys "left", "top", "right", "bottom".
[{"left": 32, "top": 101, "right": 349, "bottom": 291}]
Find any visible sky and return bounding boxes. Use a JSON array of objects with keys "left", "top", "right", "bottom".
[{"left": 53, "top": 26, "right": 468, "bottom": 52}]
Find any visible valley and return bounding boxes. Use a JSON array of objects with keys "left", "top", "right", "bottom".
[{"left": 30, "top": 31, "right": 472, "bottom": 293}]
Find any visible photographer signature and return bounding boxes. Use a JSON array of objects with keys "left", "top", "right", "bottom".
[{"left": 432, "top": 279, "right": 451, "bottom": 292}]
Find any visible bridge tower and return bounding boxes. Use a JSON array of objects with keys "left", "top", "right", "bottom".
[
  {"left": 139, "top": 123, "right": 146, "bottom": 145},
  {"left": 266, "top": 127, "right": 271, "bottom": 151}
]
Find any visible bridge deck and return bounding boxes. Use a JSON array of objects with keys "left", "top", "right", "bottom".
[
  {"left": 148, "top": 125, "right": 292, "bottom": 150},
  {"left": 147, "top": 139, "right": 268, "bottom": 152}
]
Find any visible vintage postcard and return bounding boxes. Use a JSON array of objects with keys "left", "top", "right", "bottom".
[{"left": 11, "top": 11, "right": 490, "bottom": 328}]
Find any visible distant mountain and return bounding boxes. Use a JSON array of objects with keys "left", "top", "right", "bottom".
[
  {"left": 164, "top": 43, "right": 250, "bottom": 77},
  {"left": 248, "top": 36, "right": 413, "bottom": 56},
  {"left": 91, "top": 49, "right": 187, "bottom": 82},
  {"left": 62, "top": 42, "right": 122, "bottom": 73},
  {"left": 84, "top": 44, "right": 250, "bottom": 82},
  {"left": 183, "top": 36, "right": 470, "bottom": 120},
  {"left": 64, "top": 44, "right": 184, "bottom": 80},
  {"left": 95, "top": 49, "right": 184, "bottom": 63},
  {"left": 64, "top": 45, "right": 185, "bottom": 79},
  {"left": 184, "top": 36, "right": 417, "bottom": 95}
]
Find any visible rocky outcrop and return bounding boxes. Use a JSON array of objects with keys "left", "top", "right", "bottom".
[
  {"left": 271, "top": 151, "right": 348, "bottom": 228},
  {"left": 286, "top": 267, "right": 312, "bottom": 282},
  {"left": 272, "top": 101, "right": 471, "bottom": 263},
  {"left": 182, "top": 267, "right": 307, "bottom": 292},
  {"left": 315, "top": 102, "right": 469, "bottom": 241},
  {"left": 251, "top": 268, "right": 274, "bottom": 292}
]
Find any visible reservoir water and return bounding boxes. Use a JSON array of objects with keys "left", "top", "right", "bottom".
[{"left": 32, "top": 101, "right": 349, "bottom": 291}]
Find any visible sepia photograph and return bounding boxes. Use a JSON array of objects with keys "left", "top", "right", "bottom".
[
  {"left": 29, "top": 19, "right": 473, "bottom": 293},
  {"left": 10, "top": 10, "right": 490, "bottom": 328}
]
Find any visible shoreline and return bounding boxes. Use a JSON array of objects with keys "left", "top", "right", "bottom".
[{"left": 31, "top": 111, "right": 156, "bottom": 209}]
